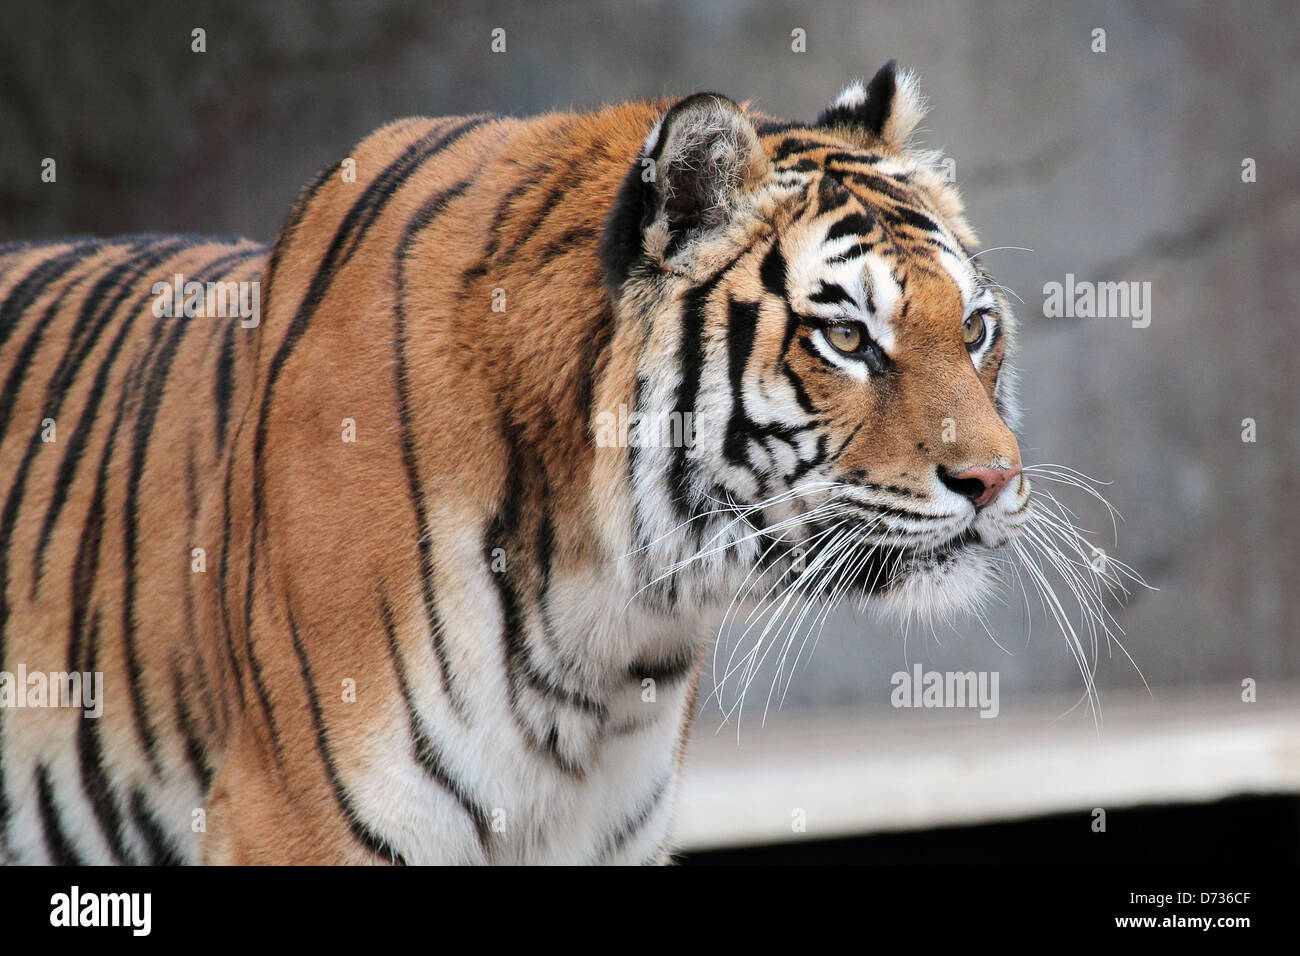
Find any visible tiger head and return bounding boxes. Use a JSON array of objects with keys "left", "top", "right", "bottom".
[{"left": 599, "top": 61, "right": 1031, "bottom": 619}]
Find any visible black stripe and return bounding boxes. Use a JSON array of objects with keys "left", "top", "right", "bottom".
[
  {"left": 256, "top": 163, "right": 334, "bottom": 335},
  {"left": 596, "top": 776, "right": 668, "bottom": 863},
  {"left": 599, "top": 156, "right": 655, "bottom": 293},
  {"left": 723, "top": 297, "right": 760, "bottom": 469},
  {"left": 379, "top": 594, "right": 492, "bottom": 854},
  {"left": 646, "top": 238, "right": 769, "bottom": 570},
  {"left": 760, "top": 241, "right": 787, "bottom": 298},
  {"left": 816, "top": 172, "right": 854, "bottom": 214},
  {"left": 497, "top": 179, "right": 571, "bottom": 260},
  {"left": 76, "top": 612, "right": 134, "bottom": 864},
  {"left": 213, "top": 318, "right": 237, "bottom": 448},
  {"left": 833, "top": 421, "right": 864, "bottom": 461},
  {"left": 537, "top": 223, "right": 598, "bottom": 264},
  {"left": 286, "top": 610, "right": 405, "bottom": 864},
  {"left": 888, "top": 204, "right": 940, "bottom": 234},
  {"left": 195, "top": 244, "right": 263, "bottom": 453},
  {"left": 825, "top": 212, "right": 876, "bottom": 245},
  {"left": 626, "top": 373, "right": 649, "bottom": 576},
  {"left": 781, "top": 356, "right": 818, "bottom": 416},
  {"left": 171, "top": 664, "right": 213, "bottom": 792},
  {"left": 576, "top": 302, "right": 616, "bottom": 434},
  {"left": 181, "top": 521, "right": 228, "bottom": 737},
  {"left": 479, "top": 180, "right": 533, "bottom": 265},
  {"left": 65, "top": 357, "right": 131, "bottom": 675},
  {"left": 628, "top": 644, "right": 698, "bottom": 685},
  {"left": 129, "top": 789, "right": 184, "bottom": 865},
  {"left": 667, "top": 271, "right": 725, "bottom": 521},
  {"left": 4, "top": 247, "right": 147, "bottom": 691},
  {"left": 770, "top": 137, "right": 830, "bottom": 163},
  {"left": 35, "top": 764, "right": 84, "bottom": 865},
  {"left": 533, "top": 504, "right": 565, "bottom": 660},
  {"left": 819, "top": 150, "right": 886, "bottom": 169},
  {"left": 232, "top": 130, "right": 469, "bottom": 755},
  {"left": 781, "top": 158, "right": 821, "bottom": 174},
  {"left": 532, "top": 502, "right": 596, "bottom": 701},
  {"left": 184, "top": 442, "right": 200, "bottom": 522},
  {"left": 833, "top": 167, "right": 914, "bottom": 206},
  {"left": 521, "top": 655, "right": 606, "bottom": 715},
  {"left": 239, "top": 537, "right": 287, "bottom": 765},
  {"left": 808, "top": 281, "right": 856, "bottom": 307},
  {"left": 392, "top": 181, "right": 475, "bottom": 713},
  {"left": 831, "top": 240, "right": 874, "bottom": 263},
  {"left": 216, "top": 449, "right": 248, "bottom": 708}
]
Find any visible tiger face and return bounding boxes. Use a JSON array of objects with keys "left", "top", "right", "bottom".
[{"left": 602, "top": 62, "right": 1031, "bottom": 618}]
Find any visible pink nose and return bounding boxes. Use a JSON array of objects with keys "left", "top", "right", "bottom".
[{"left": 944, "top": 465, "right": 1022, "bottom": 509}]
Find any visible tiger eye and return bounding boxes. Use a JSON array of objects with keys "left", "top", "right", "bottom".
[
  {"left": 962, "top": 312, "right": 986, "bottom": 347},
  {"left": 828, "top": 323, "right": 863, "bottom": 354}
]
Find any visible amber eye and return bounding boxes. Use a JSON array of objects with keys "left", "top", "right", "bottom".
[
  {"left": 962, "top": 312, "right": 987, "bottom": 349},
  {"left": 827, "top": 322, "right": 864, "bottom": 354}
]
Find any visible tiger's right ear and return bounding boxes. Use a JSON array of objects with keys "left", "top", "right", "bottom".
[
  {"left": 815, "top": 60, "right": 928, "bottom": 149},
  {"left": 601, "top": 93, "right": 767, "bottom": 291}
]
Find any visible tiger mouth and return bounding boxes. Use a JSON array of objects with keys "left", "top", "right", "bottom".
[
  {"left": 768, "top": 525, "right": 986, "bottom": 597},
  {"left": 860, "top": 527, "right": 986, "bottom": 594}
]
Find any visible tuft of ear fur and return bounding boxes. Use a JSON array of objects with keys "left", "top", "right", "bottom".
[
  {"left": 601, "top": 93, "right": 768, "bottom": 290},
  {"left": 816, "top": 60, "right": 928, "bottom": 149}
]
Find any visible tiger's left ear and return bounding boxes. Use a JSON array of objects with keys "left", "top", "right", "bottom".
[
  {"left": 815, "top": 60, "right": 927, "bottom": 148},
  {"left": 601, "top": 92, "right": 768, "bottom": 290},
  {"left": 644, "top": 93, "right": 768, "bottom": 245}
]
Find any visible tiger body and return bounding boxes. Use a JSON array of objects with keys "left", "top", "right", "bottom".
[{"left": 0, "top": 63, "right": 1030, "bottom": 864}]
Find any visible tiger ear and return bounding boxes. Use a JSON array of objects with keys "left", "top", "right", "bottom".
[
  {"left": 815, "top": 60, "right": 927, "bottom": 148},
  {"left": 601, "top": 93, "right": 767, "bottom": 290},
  {"left": 644, "top": 93, "right": 767, "bottom": 246}
]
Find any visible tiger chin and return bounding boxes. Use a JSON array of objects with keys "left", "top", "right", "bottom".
[{"left": 0, "top": 60, "right": 1031, "bottom": 865}]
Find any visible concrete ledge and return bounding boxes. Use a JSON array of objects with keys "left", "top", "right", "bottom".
[{"left": 676, "top": 687, "right": 1300, "bottom": 850}]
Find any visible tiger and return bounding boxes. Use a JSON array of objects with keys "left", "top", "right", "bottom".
[{"left": 0, "top": 60, "right": 1031, "bottom": 865}]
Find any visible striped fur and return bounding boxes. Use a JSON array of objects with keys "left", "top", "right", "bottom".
[{"left": 0, "top": 62, "right": 1030, "bottom": 864}]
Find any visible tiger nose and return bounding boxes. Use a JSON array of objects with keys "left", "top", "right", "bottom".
[{"left": 938, "top": 465, "right": 1022, "bottom": 509}]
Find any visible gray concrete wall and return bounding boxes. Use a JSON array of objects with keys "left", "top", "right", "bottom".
[{"left": 3, "top": 0, "right": 1296, "bottom": 722}]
